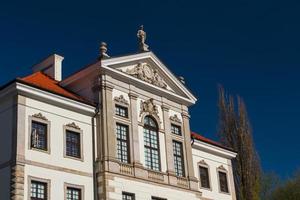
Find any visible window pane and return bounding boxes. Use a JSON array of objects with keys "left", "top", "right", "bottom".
[
  {"left": 66, "top": 187, "right": 81, "bottom": 200},
  {"left": 219, "top": 171, "right": 229, "bottom": 193},
  {"left": 199, "top": 166, "right": 210, "bottom": 189},
  {"left": 122, "top": 192, "right": 135, "bottom": 200},
  {"left": 116, "top": 124, "right": 129, "bottom": 163},
  {"left": 31, "top": 180, "right": 47, "bottom": 200},
  {"left": 144, "top": 116, "right": 160, "bottom": 171},
  {"left": 171, "top": 124, "right": 181, "bottom": 136},
  {"left": 31, "top": 121, "right": 47, "bottom": 150},
  {"left": 115, "top": 105, "right": 128, "bottom": 118},
  {"left": 66, "top": 131, "right": 81, "bottom": 158},
  {"left": 173, "top": 141, "right": 185, "bottom": 177}
]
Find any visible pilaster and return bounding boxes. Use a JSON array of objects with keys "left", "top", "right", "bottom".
[
  {"left": 182, "top": 111, "right": 198, "bottom": 191},
  {"left": 161, "top": 104, "right": 177, "bottom": 185},
  {"left": 128, "top": 92, "right": 142, "bottom": 167}
]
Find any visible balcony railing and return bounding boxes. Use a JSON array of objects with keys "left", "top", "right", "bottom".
[{"left": 120, "top": 163, "right": 134, "bottom": 176}]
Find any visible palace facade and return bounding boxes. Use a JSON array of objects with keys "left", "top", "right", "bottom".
[{"left": 0, "top": 28, "right": 237, "bottom": 200}]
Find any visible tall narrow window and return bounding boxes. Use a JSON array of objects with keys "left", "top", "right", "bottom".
[
  {"left": 173, "top": 141, "right": 185, "bottom": 177},
  {"left": 66, "top": 130, "right": 81, "bottom": 158},
  {"left": 199, "top": 166, "right": 210, "bottom": 189},
  {"left": 144, "top": 116, "right": 160, "bottom": 171},
  {"left": 115, "top": 105, "right": 128, "bottom": 118},
  {"left": 66, "top": 187, "right": 82, "bottom": 200},
  {"left": 171, "top": 124, "right": 181, "bottom": 136},
  {"left": 219, "top": 171, "right": 229, "bottom": 193},
  {"left": 30, "top": 180, "right": 47, "bottom": 200},
  {"left": 31, "top": 121, "right": 48, "bottom": 151},
  {"left": 122, "top": 192, "right": 135, "bottom": 200},
  {"left": 116, "top": 123, "right": 130, "bottom": 163}
]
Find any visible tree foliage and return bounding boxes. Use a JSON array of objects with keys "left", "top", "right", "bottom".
[{"left": 218, "top": 86, "right": 261, "bottom": 200}]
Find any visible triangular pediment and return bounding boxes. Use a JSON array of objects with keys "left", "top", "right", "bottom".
[{"left": 101, "top": 52, "right": 197, "bottom": 105}]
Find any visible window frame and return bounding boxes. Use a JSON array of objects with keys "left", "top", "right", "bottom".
[
  {"left": 64, "top": 183, "right": 84, "bottom": 200},
  {"left": 217, "top": 166, "right": 230, "bottom": 194},
  {"left": 122, "top": 192, "right": 135, "bottom": 200},
  {"left": 143, "top": 116, "right": 161, "bottom": 171},
  {"left": 116, "top": 123, "right": 130, "bottom": 163},
  {"left": 115, "top": 104, "right": 129, "bottom": 118},
  {"left": 198, "top": 163, "right": 211, "bottom": 190},
  {"left": 28, "top": 176, "right": 51, "bottom": 200},
  {"left": 172, "top": 140, "right": 185, "bottom": 177},
  {"left": 64, "top": 125, "right": 84, "bottom": 161},
  {"left": 28, "top": 115, "right": 51, "bottom": 154},
  {"left": 171, "top": 124, "right": 182, "bottom": 136}
]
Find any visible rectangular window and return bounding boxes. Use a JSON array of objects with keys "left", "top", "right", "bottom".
[
  {"left": 199, "top": 166, "right": 210, "bottom": 189},
  {"left": 171, "top": 124, "right": 181, "bottom": 136},
  {"left": 66, "top": 187, "right": 82, "bottom": 200},
  {"left": 116, "top": 124, "right": 130, "bottom": 163},
  {"left": 219, "top": 171, "right": 229, "bottom": 193},
  {"left": 66, "top": 130, "right": 81, "bottom": 158},
  {"left": 31, "top": 121, "right": 48, "bottom": 151},
  {"left": 115, "top": 105, "right": 128, "bottom": 118},
  {"left": 144, "top": 128, "right": 160, "bottom": 171},
  {"left": 30, "top": 180, "right": 47, "bottom": 200},
  {"left": 173, "top": 141, "right": 185, "bottom": 177},
  {"left": 152, "top": 197, "right": 167, "bottom": 200},
  {"left": 122, "top": 192, "right": 135, "bottom": 200}
]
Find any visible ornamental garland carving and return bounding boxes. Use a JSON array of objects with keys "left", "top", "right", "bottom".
[
  {"left": 32, "top": 113, "right": 48, "bottom": 121},
  {"left": 169, "top": 114, "right": 182, "bottom": 123},
  {"left": 140, "top": 98, "right": 159, "bottom": 118},
  {"left": 126, "top": 63, "right": 168, "bottom": 89},
  {"left": 114, "top": 95, "right": 129, "bottom": 105},
  {"left": 66, "top": 122, "right": 81, "bottom": 130}
]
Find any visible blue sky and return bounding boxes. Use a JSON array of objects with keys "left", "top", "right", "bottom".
[{"left": 0, "top": 0, "right": 299, "bottom": 178}]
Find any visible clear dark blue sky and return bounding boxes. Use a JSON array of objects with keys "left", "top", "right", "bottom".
[{"left": 1, "top": 0, "right": 299, "bottom": 178}]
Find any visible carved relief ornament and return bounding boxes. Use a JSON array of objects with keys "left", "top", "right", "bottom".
[
  {"left": 114, "top": 95, "right": 129, "bottom": 105},
  {"left": 169, "top": 114, "right": 182, "bottom": 123},
  {"left": 32, "top": 113, "right": 47, "bottom": 121},
  {"left": 66, "top": 122, "right": 81, "bottom": 130},
  {"left": 140, "top": 98, "right": 159, "bottom": 118},
  {"left": 126, "top": 63, "right": 168, "bottom": 89}
]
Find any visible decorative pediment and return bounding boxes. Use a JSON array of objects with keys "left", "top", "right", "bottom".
[
  {"left": 126, "top": 62, "right": 168, "bottom": 90},
  {"left": 114, "top": 95, "right": 129, "bottom": 105},
  {"left": 140, "top": 98, "right": 159, "bottom": 118},
  {"left": 32, "top": 113, "right": 48, "bottom": 121},
  {"left": 198, "top": 160, "right": 208, "bottom": 166},
  {"left": 218, "top": 165, "right": 227, "bottom": 171},
  {"left": 66, "top": 122, "right": 81, "bottom": 130},
  {"left": 170, "top": 114, "right": 182, "bottom": 123}
]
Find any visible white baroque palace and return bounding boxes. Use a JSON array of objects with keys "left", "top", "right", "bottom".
[{"left": 0, "top": 28, "right": 237, "bottom": 200}]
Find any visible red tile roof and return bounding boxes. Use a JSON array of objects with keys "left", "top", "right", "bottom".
[
  {"left": 191, "top": 132, "right": 235, "bottom": 152},
  {"left": 17, "top": 72, "right": 93, "bottom": 105}
]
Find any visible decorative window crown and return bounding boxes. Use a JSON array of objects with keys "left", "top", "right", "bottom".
[
  {"left": 32, "top": 113, "right": 48, "bottom": 121},
  {"left": 114, "top": 95, "right": 129, "bottom": 105},
  {"left": 66, "top": 122, "right": 81, "bottom": 130},
  {"left": 170, "top": 114, "right": 182, "bottom": 123}
]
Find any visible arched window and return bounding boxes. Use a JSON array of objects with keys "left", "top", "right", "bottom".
[{"left": 143, "top": 116, "right": 161, "bottom": 171}]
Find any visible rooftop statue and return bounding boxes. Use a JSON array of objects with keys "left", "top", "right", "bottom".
[{"left": 137, "top": 25, "right": 149, "bottom": 51}]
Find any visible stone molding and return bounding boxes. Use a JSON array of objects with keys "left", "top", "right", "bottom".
[{"left": 10, "top": 164, "right": 25, "bottom": 200}]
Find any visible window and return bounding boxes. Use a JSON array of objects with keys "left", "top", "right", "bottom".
[
  {"left": 219, "top": 171, "right": 229, "bottom": 193},
  {"left": 115, "top": 105, "right": 128, "bottom": 118},
  {"left": 66, "top": 130, "right": 81, "bottom": 158},
  {"left": 116, "top": 123, "right": 130, "bottom": 163},
  {"left": 122, "top": 192, "right": 135, "bottom": 200},
  {"left": 199, "top": 166, "right": 210, "bottom": 189},
  {"left": 144, "top": 116, "right": 160, "bottom": 171},
  {"left": 30, "top": 180, "right": 47, "bottom": 200},
  {"left": 66, "top": 187, "right": 82, "bottom": 200},
  {"left": 152, "top": 197, "right": 167, "bottom": 200},
  {"left": 171, "top": 124, "right": 181, "bottom": 136},
  {"left": 31, "top": 121, "right": 48, "bottom": 151},
  {"left": 173, "top": 141, "right": 185, "bottom": 177}
]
